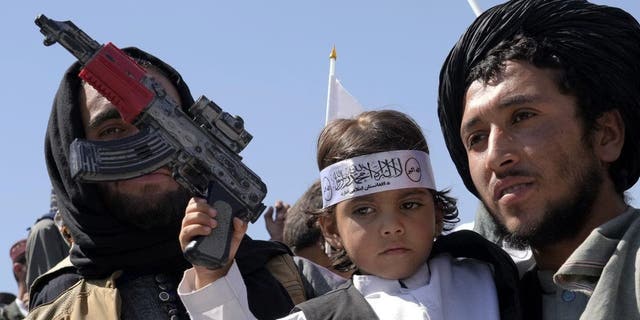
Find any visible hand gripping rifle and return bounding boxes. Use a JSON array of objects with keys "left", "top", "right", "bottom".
[{"left": 35, "top": 14, "right": 267, "bottom": 269}]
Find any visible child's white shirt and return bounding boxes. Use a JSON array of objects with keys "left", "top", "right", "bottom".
[{"left": 178, "top": 254, "right": 499, "bottom": 320}]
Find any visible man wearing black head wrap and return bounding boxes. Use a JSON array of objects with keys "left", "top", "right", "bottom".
[
  {"left": 438, "top": 0, "right": 640, "bottom": 319},
  {"left": 28, "top": 47, "right": 299, "bottom": 320}
]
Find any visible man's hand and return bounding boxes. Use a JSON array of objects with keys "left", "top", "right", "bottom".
[
  {"left": 180, "top": 197, "right": 248, "bottom": 290},
  {"left": 263, "top": 200, "right": 290, "bottom": 242}
]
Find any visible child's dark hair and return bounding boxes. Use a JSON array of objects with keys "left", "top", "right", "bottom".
[{"left": 309, "top": 110, "right": 459, "bottom": 272}]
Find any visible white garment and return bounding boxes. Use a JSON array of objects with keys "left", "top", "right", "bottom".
[
  {"left": 16, "top": 298, "right": 28, "bottom": 317},
  {"left": 179, "top": 254, "right": 499, "bottom": 320}
]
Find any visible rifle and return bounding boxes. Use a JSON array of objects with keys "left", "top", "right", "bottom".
[{"left": 35, "top": 14, "right": 267, "bottom": 269}]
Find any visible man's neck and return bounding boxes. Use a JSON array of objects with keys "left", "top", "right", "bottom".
[{"left": 532, "top": 188, "right": 627, "bottom": 271}]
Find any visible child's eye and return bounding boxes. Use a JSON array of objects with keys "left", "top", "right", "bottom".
[
  {"left": 352, "top": 207, "right": 374, "bottom": 216},
  {"left": 401, "top": 201, "right": 423, "bottom": 210}
]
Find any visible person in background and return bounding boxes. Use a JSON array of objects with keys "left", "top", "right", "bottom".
[
  {"left": 282, "top": 181, "right": 326, "bottom": 264},
  {"left": 25, "top": 190, "right": 69, "bottom": 290},
  {"left": 0, "top": 294, "right": 15, "bottom": 310},
  {"left": 264, "top": 201, "right": 290, "bottom": 242},
  {"left": 0, "top": 239, "right": 29, "bottom": 320},
  {"left": 52, "top": 211, "right": 73, "bottom": 246},
  {"left": 438, "top": 0, "right": 640, "bottom": 318},
  {"left": 282, "top": 180, "right": 350, "bottom": 297}
]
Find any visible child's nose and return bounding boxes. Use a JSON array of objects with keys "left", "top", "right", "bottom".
[{"left": 381, "top": 213, "right": 405, "bottom": 236}]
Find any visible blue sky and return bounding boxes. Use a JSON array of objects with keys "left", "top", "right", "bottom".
[{"left": 0, "top": 0, "right": 638, "bottom": 294}]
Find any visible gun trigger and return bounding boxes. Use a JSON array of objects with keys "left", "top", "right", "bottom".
[{"left": 171, "top": 168, "right": 180, "bottom": 180}]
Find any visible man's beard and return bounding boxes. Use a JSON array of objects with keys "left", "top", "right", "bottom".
[
  {"left": 488, "top": 159, "right": 603, "bottom": 250},
  {"left": 99, "top": 183, "right": 191, "bottom": 231}
]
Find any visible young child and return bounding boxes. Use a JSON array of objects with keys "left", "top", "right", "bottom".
[{"left": 178, "top": 110, "right": 521, "bottom": 319}]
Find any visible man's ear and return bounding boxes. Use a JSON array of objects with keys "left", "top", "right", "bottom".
[
  {"left": 593, "top": 109, "right": 625, "bottom": 163},
  {"left": 13, "top": 262, "right": 26, "bottom": 281},
  {"left": 319, "top": 215, "right": 343, "bottom": 250}
]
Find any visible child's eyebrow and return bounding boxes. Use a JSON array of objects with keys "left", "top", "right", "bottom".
[
  {"left": 353, "top": 188, "right": 431, "bottom": 202},
  {"left": 400, "top": 189, "right": 432, "bottom": 197},
  {"left": 353, "top": 193, "right": 376, "bottom": 202}
]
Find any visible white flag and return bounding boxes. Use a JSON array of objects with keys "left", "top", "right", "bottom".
[
  {"left": 325, "top": 47, "right": 365, "bottom": 125},
  {"left": 325, "top": 75, "right": 364, "bottom": 124}
]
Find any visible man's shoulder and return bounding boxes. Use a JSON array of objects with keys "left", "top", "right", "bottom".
[
  {"left": 232, "top": 238, "right": 305, "bottom": 319},
  {"left": 29, "top": 258, "right": 82, "bottom": 310},
  {"left": 432, "top": 230, "right": 518, "bottom": 269},
  {"left": 293, "top": 256, "right": 347, "bottom": 297},
  {"left": 293, "top": 280, "right": 353, "bottom": 310},
  {"left": 625, "top": 207, "right": 640, "bottom": 235},
  {"left": 572, "top": 207, "right": 640, "bottom": 320},
  {"left": 302, "top": 280, "right": 352, "bottom": 301},
  {"left": 291, "top": 281, "right": 380, "bottom": 320},
  {"left": 235, "top": 236, "right": 292, "bottom": 272},
  {"left": 602, "top": 207, "right": 640, "bottom": 252},
  {"left": 620, "top": 208, "right": 640, "bottom": 263},
  {"left": 430, "top": 251, "right": 495, "bottom": 274},
  {"left": 30, "top": 272, "right": 82, "bottom": 310}
]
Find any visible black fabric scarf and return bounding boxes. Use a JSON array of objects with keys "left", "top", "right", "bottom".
[{"left": 44, "top": 47, "right": 195, "bottom": 278}]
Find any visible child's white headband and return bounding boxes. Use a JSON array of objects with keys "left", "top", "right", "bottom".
[{"left": 320, "top": 150, "right": 436, "bottom": 208}]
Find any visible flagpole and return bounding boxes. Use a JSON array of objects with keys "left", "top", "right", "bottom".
[
  {"left": 325, "top": 46, "right": 337, "bottom": 125},
  {"left": 467, "top": 0, "right": 483, "bottom": 17}
]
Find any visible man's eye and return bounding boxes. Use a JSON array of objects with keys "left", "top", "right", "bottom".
[
  {"left": 98, "top": 126, "right": 126, "bottom": 138},
  {"left": 466, "top": 133, "right": 486, "bottom": 149},
  {"left": 513, "top": 111, "right": 535, "bottom": 124}
]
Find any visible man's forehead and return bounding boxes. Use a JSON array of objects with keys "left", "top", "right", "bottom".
[
  {"left": 79, "top": 82, "right": 120, "bottom": 134},
  {"left": 81, "top": 82, "right": 111, "bottom": 107},
  {"left": 79, "top": 65, "right": 182, "bottom": 118},
  {"left": 144, "top": 66, "right": 182, "bottom": 106}
]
